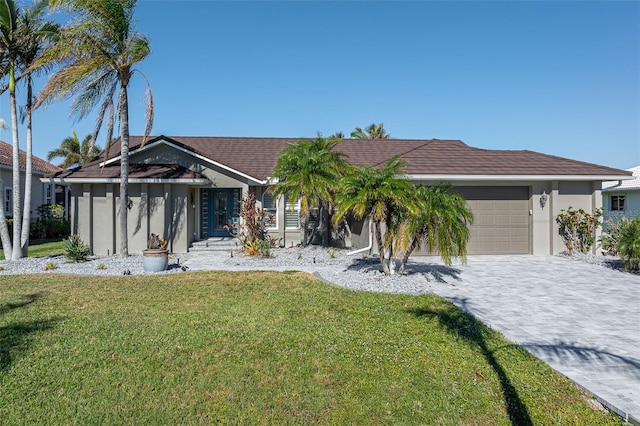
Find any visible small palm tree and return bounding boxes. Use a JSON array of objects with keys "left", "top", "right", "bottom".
[
  {"left": 334, "top": 157, "right": 414, "bottom": 275},
  {"left": 270, "top": 134, "right": 350, "bottom": 246},
  {"left": 38, "top": 0, "right": 154, "bottom": 256},
  {"left": 350, "top": 123, "right": 391, "bottom": 139},
  {"left": 396, "top": 183, "right": 473, "bottom": 273},
  {"left": 48, "top": 131, "right": 101, "bottom": 168}
]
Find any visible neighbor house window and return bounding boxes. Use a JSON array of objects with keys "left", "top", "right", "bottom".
[
  {"left": 611, "top": 195, "right": 625, "bottom": 211},
  {"left": 4, "top": 188, "right": 12, "bottom": 215},
  {"left": 262, "top": 192, "right": 277, "bottom": 229},
  {"left": 285, "top": 194, "right": 300, "bottom": 229},
  {"left": 44, "top": 184, "right": 53, "bottom": 204}
]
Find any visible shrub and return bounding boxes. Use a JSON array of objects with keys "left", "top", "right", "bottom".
[
  {"left": 44, "top": 260, "right": 58, "bottom": 271},
  {"left": 30, "top": 221, "right": 47, "bottom": 240},
  {"left": 64, "top": 234, "right": 91, "bottom": 262},
  {"left": 226, "top": 193, "right": 273, "bottom": 257},
  {"left": 600, "top": 217, "right": 630, "bottom": 256},
  {"left": 618, "top": 217, "right": 640, "bottom": 271},
  {"left": 556, "top": 207, "right": 603, "bottom": 255},
  {"left": 35, "top": 204, "right": 70, "bottom": 238}
]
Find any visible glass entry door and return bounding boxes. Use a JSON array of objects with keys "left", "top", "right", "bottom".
[{"left": 200, "top": 189, "right": 241, "bottom": 238}]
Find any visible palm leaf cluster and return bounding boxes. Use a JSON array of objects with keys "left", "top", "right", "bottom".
[{"left": 272, "top": 134, "right": 474, "bottom": 275}]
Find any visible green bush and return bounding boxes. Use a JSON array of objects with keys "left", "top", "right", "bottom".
[
  {"left": 618, "top": 217, "right": 640, "bottom": 271},
  {"left": 601, "top": 217, "right": 629, "bottom": 256},
  {"left": 30, "top": 221, "right": 47, "bottom": 240},
  {"left": 35, "top": 204, "right": 70, "bottom": 238},
  {"left": 63, "top": 234, "right": 91, "bottom": 262}
]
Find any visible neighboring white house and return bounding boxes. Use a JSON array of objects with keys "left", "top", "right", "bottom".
[
  {"left": 603, "top": 166, "right": 640, "bottom": 227},
  {"left": 0, "top": 140, "right": 64, "bottom": 220}
]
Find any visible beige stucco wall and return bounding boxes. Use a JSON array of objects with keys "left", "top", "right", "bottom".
[{"left": 71, "top": 181, "right": 196, "bottom": 255}]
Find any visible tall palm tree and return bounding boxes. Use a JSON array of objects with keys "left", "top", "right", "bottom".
[
  {"left": 350, "top": 123, "right": 391, "bottom": 139},
  {"left": 396, "top": 183, "right": 473, "bottom": 274},
  {"left": 16, "top": 0, "right": 58, "bottom": 256},
  {"left": 334, "top": 157, "right": 414, "bottom": 275},
  {"left": 48, "top": 130, "right": 101, "bottom": 168},
  {"left": 0, "top": 0, "right": 24, "bottom": 260},
  {"left": 0, "top": 0, "right": 55, "bottom": 259},
  {"left": 38, "top": 0, "right": 154, "bottom": 256},
  {"left": 270, "top": 134, "right": 350, "bottom": 246}
]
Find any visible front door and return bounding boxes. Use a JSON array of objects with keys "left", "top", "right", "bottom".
[{"left": 201, "top": 189, "right": 241, "bottom": 238}]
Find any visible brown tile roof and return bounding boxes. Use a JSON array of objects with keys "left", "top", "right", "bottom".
[
  {"left": 49, "top": 162, "right": 208, "bottom": 181},
  {"left": 0, "top": 140, "right": 62, "bottom": 174},
  {"left": 53, "top": 135, "right": 631, "bottom": 182}
]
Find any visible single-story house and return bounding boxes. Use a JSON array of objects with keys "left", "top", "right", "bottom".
[
  {"left": 42, "top": 135, "right": 632, "bottom": 256},
  {"left": 0, "top": 140, "right": 65, "bottom": 220},
  {"left": 602, "top": 166, "right": 640, "bottom": 227}
]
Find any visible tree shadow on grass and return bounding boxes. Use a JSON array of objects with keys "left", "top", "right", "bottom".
[
  {"left": 408, "top": 297, "right": 533, "bottom": 426},
  {"left": 1, "top": 293, "right": 60, "bottom": 372}
]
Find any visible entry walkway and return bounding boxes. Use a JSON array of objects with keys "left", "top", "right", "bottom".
[{"left": 424, "top": 255, "right": 639, "bottom": 424}]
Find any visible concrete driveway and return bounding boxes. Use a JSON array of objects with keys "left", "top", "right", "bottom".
[{"left": 423, "top": 255, "right": 639, "bottom": 424}]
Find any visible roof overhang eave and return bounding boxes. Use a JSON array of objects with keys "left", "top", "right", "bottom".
[
  {"left": 408, "top": 174, "right": 635, "bottom": 182},
  {"left": 40, "top": 177, "right": 212, "bottom": 185}
]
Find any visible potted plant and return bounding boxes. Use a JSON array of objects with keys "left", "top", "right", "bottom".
[{"left": 142, "top": 233, "right": 169, "bottom": 272}]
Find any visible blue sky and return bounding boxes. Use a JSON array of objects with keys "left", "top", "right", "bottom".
[{"left": 3, "top": 0, "right": 639, "bottom": 170}]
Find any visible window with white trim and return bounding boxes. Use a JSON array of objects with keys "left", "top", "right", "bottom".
[
  {"left": 611, "top": 195, "right": 625, "bottom": 211},
  {"left": 4, "top": 188, "right": 12, "bottom": 215},
  {"left": 44, "top": 184, "right": 53, "bottom": 204},
  {"left": 284, "top": 194, "right": 300, "bottom": 229},
  {"left": 262, "top": 192, "right": 277, "bottom": 229}
]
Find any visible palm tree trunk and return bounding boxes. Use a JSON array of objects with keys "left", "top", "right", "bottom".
[
  {"left": 0, "top": 177, "right": 11, "bottom": 260},
  {"left": 118, "top": 86, "right": 130, "bottom": 257},
  {"left": 20, "top": 76, "right": 34, "bottom": 256},
  {"left": 399, "top": 234, "right": 422, "bottom": 274},
  {"left": 10, "top": 62, "right": 23, "bottom": 260},
  {"left": 374, "top": 220, "right": 390, "bottom": 275}
]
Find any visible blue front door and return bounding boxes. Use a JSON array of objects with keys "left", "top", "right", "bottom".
[{"left": 201, "top": 189, "right": 241, "bottom": 237}]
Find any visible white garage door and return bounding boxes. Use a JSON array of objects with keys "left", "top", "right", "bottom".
[{"left": 456, "top": 187, "right": 531, "bottom": 255}]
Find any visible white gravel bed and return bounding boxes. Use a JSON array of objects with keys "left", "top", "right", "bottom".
[{"left": 0, "top": 246, "right": 631, "bottom": 294}]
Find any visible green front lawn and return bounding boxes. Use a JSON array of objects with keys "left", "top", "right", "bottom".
[
  {"left": 0, "top": 238, "right": 65, "bottom": 260},
  {"left": 0, "top": 272, "right": 621, "bottom": 425}
]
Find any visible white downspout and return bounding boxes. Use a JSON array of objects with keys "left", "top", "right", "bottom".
[{"left": 347, "top": 220, "right": 373, "bottom": 256}]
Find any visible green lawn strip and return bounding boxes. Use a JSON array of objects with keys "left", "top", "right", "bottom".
[
  {"left": 0, "top": 272, "right": 622, "bottom": 425},
  {"left": 0, "top": 238, "right": 65, "bottom": 260}
]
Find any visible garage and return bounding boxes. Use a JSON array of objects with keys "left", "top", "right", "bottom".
[{"left": 455, "top": 186, "right": 531, "bottom": 255}]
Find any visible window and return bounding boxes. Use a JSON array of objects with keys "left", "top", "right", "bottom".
[
  {"left": 262, "top": 192, "right": 277, "bottom": 229},
  {"left": 284, "top": 194, "right": 300, "bottom": 229},
  {"left": 4, "top": 188, "right": 12, "bottom": 215},
  {"left": 44, "top": 184, "right": 53, "bottom": 204},
  {"left": 611, "top": 195, "right": 625, "bottom": 211}
]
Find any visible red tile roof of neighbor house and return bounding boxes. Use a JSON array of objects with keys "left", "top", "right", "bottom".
[
  {"left": 47, "top": 135, "right": 632, "bottom": 182},
  {"left": 0, "top": 140, "right": 62, "bottom": 175}
]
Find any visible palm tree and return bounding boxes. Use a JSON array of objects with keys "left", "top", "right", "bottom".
[
  {"left": 350, "top": 123, "right": 391, "bottom": 139},
  {"left": 0, "top": 0, "right": 25, "bottom": 260},
  {"left": 334, "top": 157, "right": 415, "bottom": 275},
  {"left": 270, "top": 134, "right": 350, "bottom": 246},
  {"left": 16, "top": 1, "right": 58, "bottom": 257},
  {"left": 396, "top": 183, "right": 473, "bottom": 274},
  {"left": 38, "top": 0, "right": 154, "bottom": 257},
  {"left": 48, "top": 130, "right": 101, "bottom": 168},
  {"left": 0, "top": 0, "right": 56, "bottom": 259}
]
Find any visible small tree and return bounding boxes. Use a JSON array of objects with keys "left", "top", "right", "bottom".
[
  {"left": 226, "top": 193, "right": 273, "bottom": 257},
  {"left": 556, "top": 207, "right": 604, "bottom": 255}
]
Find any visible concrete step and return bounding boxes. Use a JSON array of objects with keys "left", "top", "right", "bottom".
[{"left": 189, "top": 238, "right": 240, "bottom": 252}]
